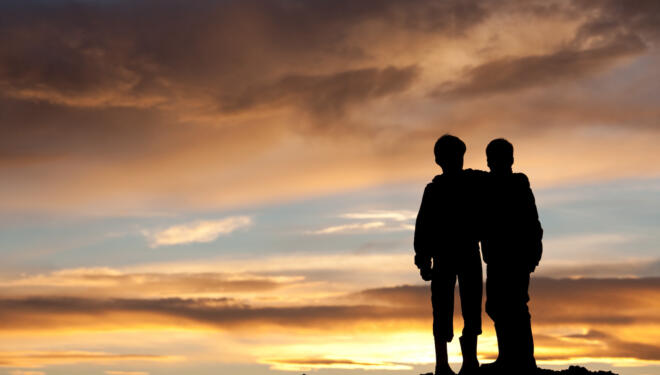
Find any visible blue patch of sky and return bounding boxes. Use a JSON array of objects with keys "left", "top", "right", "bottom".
[{"left": 0, "top": 177, "right": 657, "bottom": 274}]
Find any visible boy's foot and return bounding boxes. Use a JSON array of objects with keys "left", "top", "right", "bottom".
[
  {"left": 458, "top": 335, "right": 479, "bottom": 375},
  {"left": 434, "top": 364, "right": 456, "bottom": 375},
  {"left": 457, "top": 363, "right": 478, "bottom": 375},
  {"left": 479, "top": 360, "right": 504, "bottom": 374}
]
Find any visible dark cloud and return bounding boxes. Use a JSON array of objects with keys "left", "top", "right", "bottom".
[
  {"left": 354, "top": 277, "right": 660, "bottom": 327},
  {"left": 353, "top": 284, "right": 429, "bottom": 307},
  {"left": 1, "top": 277, "right": 659, "bottom": 330},
  {"left": 530, "top": 277, "right": 660, "bottom": 325},
  {"left": 0, "top": 277, "right": 659, "bottom": 363},
  {"left": 0, "top": 0, "right": 482, "bottom": 111},
  {"left": 0, "top": 296, "right": 424, "bottom": 331},
  {"left": 576, "top": 0, "right": 660, "bottom": 42},
  {"left": 0, "top": 271, "right": 288, "bottom": 297},
  {"left": 434, "top": 32, "right": 646, "bottom": 98},
  {"left": 0, "top": 0, "right": 477, "bottom": 167},
  {"left": 0, "top": 98, "right": 180, "bottom": 163},
  {"left": 219, "top": 66, "right": 418, "bottom": 123},
  {"left": 538, "top": 258, "right": 660, "bottom": 279},
  {"left": 530, "top": 330, "right": 660, "bottom": 362},
  {"left": 1, "top": 0, "right": 659, "bottom": 214},
  {"left": 433, "top": 0, "right": 660, "bottom": 99}
]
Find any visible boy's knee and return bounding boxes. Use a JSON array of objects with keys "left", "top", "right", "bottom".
[
  {"left": 462, "top": 325, "right": 482, "bottom": 337},
  {"left": 433, "top": 323, "right": 454, "bottom": 342}
]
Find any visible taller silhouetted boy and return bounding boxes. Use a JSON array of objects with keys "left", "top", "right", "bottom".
[
  {"left": 414, "top": 135, "right": 483, "bottom": 375},
  {"left": 480, "top": 138, "right": 543, "bottom": 373}
]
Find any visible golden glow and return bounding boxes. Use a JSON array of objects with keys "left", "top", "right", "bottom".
[{"left": 1, "top": 267, "right": 659, "bottom": 371}]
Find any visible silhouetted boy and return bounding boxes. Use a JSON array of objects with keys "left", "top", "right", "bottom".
[
  {"left": 414, "top": 135, "right": 482, "bottom": 375},
  {"left": 480, "top": 139, "right": 543, "bottom": 373}
]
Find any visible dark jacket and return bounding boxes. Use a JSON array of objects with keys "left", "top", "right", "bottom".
[
  {"left": 414, "top": 169, "right": 483, "bottom": 270},
  {"left": 481, "top": 172, "right": 543, "bottom": 271}
]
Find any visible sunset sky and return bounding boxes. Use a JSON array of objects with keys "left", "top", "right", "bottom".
[{"left": 1, "top": 1, "right": 660, "bottom": 375}]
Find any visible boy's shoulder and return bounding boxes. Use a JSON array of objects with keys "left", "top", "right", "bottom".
[
  {"left": 512, "top": 172, "right": 530, "bottom": 187},
  {"left": 426, "top": 174, "right": 443, "bottom": 190}
]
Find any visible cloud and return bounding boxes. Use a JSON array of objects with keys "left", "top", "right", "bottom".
[
  {"left": 434, "top": 32, "right": 646, "bottom": 98},
  {"left": 0, "top": 267, "right": 294, "bottom": 298},
  {"left": 0, "top": 278, "right": 658, "bottom": 333},
  {"left": 105, "top": 372, "right": 149, "bottom": 375},
  {"left": 9, "top": 371, "right": 45, "bottom": 375},
  {"left": 0, "top": 297, "right": 424, "bottom": 332},
  {"left": 0, "top": 0, "right": 475, "bottom": 113},
  {"left": 310, "top": 210, "right": 416, "bottom": 234},
  {"left": 262, "top": 357, "right": 410, "bottom": 371},
  {"left": 309, "top": 221, "right": 387, "bottom": 234},
  {"left": 219, "top": 66, "right": 419, "bottom": 123},
  {"left": 0, "top": 351, "right": 174, "bottom": 368},
  {"left": 0, "top": 278, "right": 658, "bottom": 367},
  {"left": 341, "top": 210, "right": 417, "bottom": 222},
  {"left": 0, "top": 0, "right": 659, "bottom": 215},
  {"left": 538, "top": 258, "right": 660, "bottom": 279},
  {"left": 142, "top": 216, "right": 252, "bottom": 247},
  {"left": 557, "top": 330, "right": 660, "bottom": 362}
]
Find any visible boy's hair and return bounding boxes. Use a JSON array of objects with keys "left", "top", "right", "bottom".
[
  {"left": 434, "top": 134, "right": 466, "bottom": 160},
  {"left": 486, "top": 138, "right": 514, "bottom": 165}
]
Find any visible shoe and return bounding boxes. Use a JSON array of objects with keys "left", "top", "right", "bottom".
[
  {"left": 480, "top": 323, "right": 508, "bottom": 373},
  {"left": 479, "top": 359, "right": 504, "bottom": 374},
  {"left": 458, "top": 335, "right": 479, "bottom": 375},
  {"left": 434, "top": 363, "right": 456, "bottom": 375}
]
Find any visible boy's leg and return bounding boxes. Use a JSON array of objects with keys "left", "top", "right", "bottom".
[
  {"left": 457, "top": 252, "right": 482, "bottom": 374},
  {"left": 484, "top": 267, "right": 535, "bottom": 371},
  {"left": 483, "top": 266, "right": 510, "bottom": 371},
  {"left": 458, "top": 252, "right": 483, "bottom": 338},
  {"left": 431, "top": 271, "right": 457, "bottom": 375},
  {"left": 510, "top": 271, "right": 536, "bottom": 370}
]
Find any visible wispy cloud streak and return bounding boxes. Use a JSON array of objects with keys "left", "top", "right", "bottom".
[
  {"left": 142, "top": 216, "right": 252, "bottom": 247},
  {"left": 311, "top": 210, "right": 415, "bottom": 234}
]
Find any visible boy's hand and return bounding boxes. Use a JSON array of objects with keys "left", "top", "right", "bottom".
[
  {"left": 414, "top": 254, "right": 431, "bottom": 270},
  {"left": 420, "top": 267, "right": 433, "bottom": 281}
]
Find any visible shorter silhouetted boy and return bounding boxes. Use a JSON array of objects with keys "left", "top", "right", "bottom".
[
  {"left": 480, "top": 139, "right": 543, "bottom": 373},
  {"left": 414, "top": 135, "right": 482, "bottom": 375}
]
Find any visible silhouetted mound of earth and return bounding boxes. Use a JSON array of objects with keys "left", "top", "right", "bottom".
[
  {"left": 536, "top": 366, "right": 617, "bottom": 375},
  {"left": 419, "top": 366, "right": 617, "bottom": 375}
]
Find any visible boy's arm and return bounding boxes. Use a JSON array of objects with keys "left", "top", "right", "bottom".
[
  {"left": 414, "top": 184, "right": 434, "bottom": 280},
  {"left": 519, "top": 174, "right": 543, "bottom": 271},
  {"left": 464, "top": 168, "right": 488, "bottom": 242}
]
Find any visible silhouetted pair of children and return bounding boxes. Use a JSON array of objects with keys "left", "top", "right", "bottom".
[{"left": 414, "top": 135, "right": 543, "bottom": 375}]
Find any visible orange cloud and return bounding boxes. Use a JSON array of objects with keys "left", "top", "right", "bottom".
[
  {"left": 0, "top": 268, "right": 293, "bottom": 298},
  {"left": 0, "top": 351, "right": 174, "bottom": 368},
  {"left": 262, "top": 357, "right": 410, "bottom": 371},
  {"left": 0, "top": 277, "right": 658, "bottom": 370},
  {"left": 1, "top": 0, "right": 659, "bottom": 215}
]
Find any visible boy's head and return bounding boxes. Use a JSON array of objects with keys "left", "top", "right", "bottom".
[
  {"left": 486, "top": 138, "right": 514, "bottom": 173},
  {"left": 434, "top": 134, "right": 465, "bottom": 173}
]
